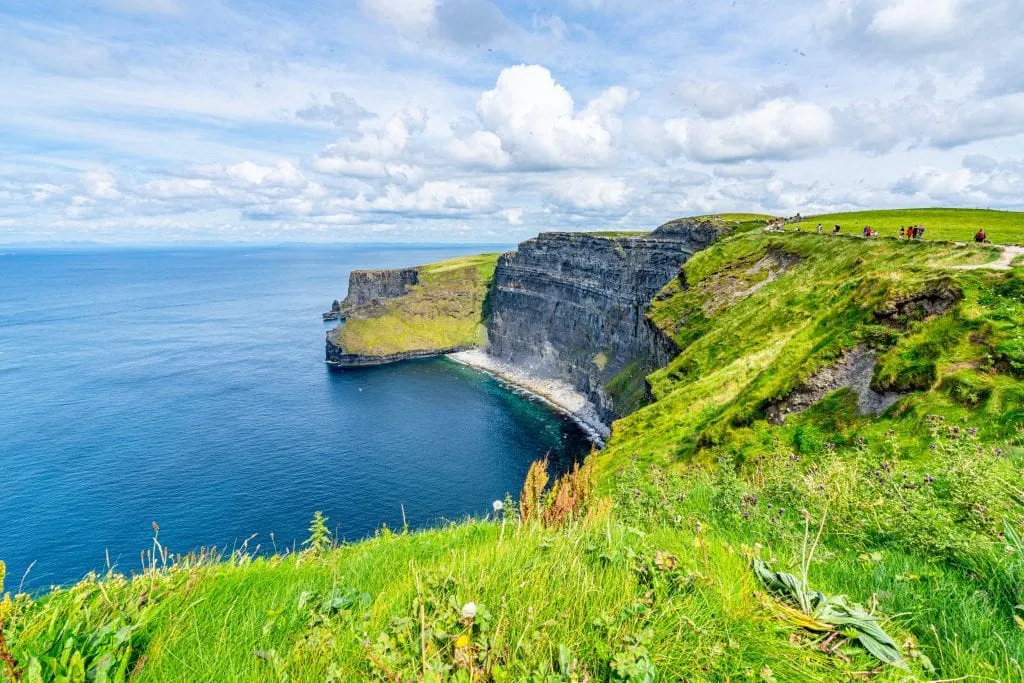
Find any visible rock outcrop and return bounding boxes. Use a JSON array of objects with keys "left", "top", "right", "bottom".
[
  {"left": 326, "top": 344, "right": 476, "bottom": 367},
  {"left": 486, "top": 218, "right": 727, "bottom": 421},
  {"left": 323, "top": 268, "right": 419, "bottom": 320},
  {"left": 766, "top": 345, "right": 903, "bottom": 424}
]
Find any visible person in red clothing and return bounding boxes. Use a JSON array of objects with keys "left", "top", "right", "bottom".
[{"left": 975, "top": 229, "right": 987, "bottom": 243}]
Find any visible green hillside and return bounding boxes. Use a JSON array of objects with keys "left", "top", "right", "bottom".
[
  {"left": 4, "top": 213, "right": 1024, "bottom": 681},
  {"left": 330, "top": 253, "right": 499, "bottom": 356},
  {"left": 791, "top": 208, "right": 1024, "bottom": 244}
]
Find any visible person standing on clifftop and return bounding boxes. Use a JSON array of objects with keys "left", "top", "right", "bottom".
[{"left": 817, "top": 223, "right": 823, "bottom": 234}]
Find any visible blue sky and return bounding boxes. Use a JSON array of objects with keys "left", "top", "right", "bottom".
[{"left": 1, "top": 0, "right": 1022, "bottom": 244}]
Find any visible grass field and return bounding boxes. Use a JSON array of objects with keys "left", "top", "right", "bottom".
[
  {"left": 5, "top": 214, "right": 1024, "bottom": 681},
  {"left": 791, "top": 208, "right": 1024, "bottom": 244},
  {"left": 330, "top": 253, "right": 499, "bottom": 356}
]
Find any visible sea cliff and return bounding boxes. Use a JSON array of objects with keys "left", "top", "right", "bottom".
[
  {"left": 486, "top": 218, "right": 726, "bottom": 422},
  {"left": 325, "top": 218, "right": 729, "bottom": 425}
]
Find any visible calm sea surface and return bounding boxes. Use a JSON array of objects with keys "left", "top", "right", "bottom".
[{"left": 0, "top": 246, "right": 591, "bottom": 589}]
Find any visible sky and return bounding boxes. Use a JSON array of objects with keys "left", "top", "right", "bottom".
[{"left": 1, "top": 0, "right": 1022, "bottom": 244}]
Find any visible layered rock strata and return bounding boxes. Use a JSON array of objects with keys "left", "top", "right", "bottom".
[
  {"left": 323, "top": 268, "right": 418, "bottom": 320},
  {"left": 486, "top": 218, "right": 725, "bottom": 422}
]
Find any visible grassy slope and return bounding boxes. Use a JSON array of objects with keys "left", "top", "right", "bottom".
[
  {"left": 792, "top": 208, "right": 1024, "bottom": 244},
  {"left": 330, "top": 253, "right": 499, "bottom": 356},
  {"left": 5, "top": 210, "right": 1024, "bottom": 681}
]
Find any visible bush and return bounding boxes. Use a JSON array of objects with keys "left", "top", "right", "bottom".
[
  {"left": 793, "top": 424, "right": 826, "bottom": 454},
  {"left": 941, "top": 373, "right": 993, "bottom": 407}
]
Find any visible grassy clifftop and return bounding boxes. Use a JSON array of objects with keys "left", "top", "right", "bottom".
[
  {"left": 792, "top": 208, "right": 1024, "bottom": 244},
  {"left": 4, "top": 209, "right": 1024, "bottom": 681},
  {"left": 330, "top": 253, "right": 499, "bottom": 357}
]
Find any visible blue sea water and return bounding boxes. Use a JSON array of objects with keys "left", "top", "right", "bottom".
[{"left": 0, "top": 246, "right": 591, "bottom": 590}]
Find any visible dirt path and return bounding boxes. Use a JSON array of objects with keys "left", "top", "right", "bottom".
[{"left": 953, "top": 244, "right": 1024, "bottom": 271}]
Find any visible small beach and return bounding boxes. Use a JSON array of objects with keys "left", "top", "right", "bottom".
[{"left": 448, "top": 349, "right": 611, "bottom": 445}]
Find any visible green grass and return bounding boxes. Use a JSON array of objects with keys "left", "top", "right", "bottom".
[
  {"left": 791, "top": 208, "right": 1024, "bottom": 244},
  {"left": 582, "top": 230, "right": 651, "bottom": 238},
  {"left": 330, "top": 254, "right": 499, "bottom": 356},
  {"left": 5, "top": 216, "right": 1024, "bottom": 681}
]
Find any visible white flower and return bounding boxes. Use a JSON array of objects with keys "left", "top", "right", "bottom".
[
  {"left": 492, "top": 500, "right": 503, "bottom": 512},
  {"left": 461, "top": 602, "right": 477, "bottom": 620}
]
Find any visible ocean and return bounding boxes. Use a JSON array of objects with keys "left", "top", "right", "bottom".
[{"left": 0, "top": 245, "right": 591, "bottom": 590}]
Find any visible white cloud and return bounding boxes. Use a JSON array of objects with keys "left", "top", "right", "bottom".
[
  {"left": 295, "top": 91, "right": 372, "bottom": 127},
  {"left": 893, "top": 156, "right": 1024, "bottom": 205},
  {"left": 141, "top": 178, "right": 218, "bottom": 199},
  {"left": 82, "top": 169, "right": 121, "bottom": 199},
  {"left": 349, "top": 181, "right": 495, "bottom": 215},
  {"left": 314, "top": 107, "right": 427, "bottom": 180},
  {"left": 713, "top": 161, "right": 775, "bottom": 179},
  {"left": 501, "top": 208, "right": 524, "bottom": 225},
  {"left": 447, "top": 131, "right": 510, "bottom": 170},
  {"left": 476, "top": 65, "right": 626, "bottom": 169},
  {"left": 664, "top": 99, "right": 834, "bottom": 163},
  {"left": 551, "top": 176, "right": 629, "bottom": 211},
  {"left": 224, "top": 161, "right": 305, "bottom": 188},
  {"left": 360, "top": 0, "right": 437, "bottom": 35},
  {"left": 868, "top": 0, "right": 957, "bottom": 42}
]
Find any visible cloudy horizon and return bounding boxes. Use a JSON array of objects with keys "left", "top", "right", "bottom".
[{"left": 2, "top": 0, "right": 1022, "bottom": 244}]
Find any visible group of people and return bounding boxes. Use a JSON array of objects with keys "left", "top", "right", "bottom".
[
  {"left": 900, "top": 225, "right": 926, "bottom": 239},
  {"left": 779, "top": 220, "right": 993, "bottom": 245}
]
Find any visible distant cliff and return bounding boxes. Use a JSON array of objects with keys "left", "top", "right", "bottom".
[
  {"left": 486, "top": 219, "right": 727, "bottom": 421},
  {"left": 325, "top": 254, "right": 498, "bottom": 366},
  {"left": 324, "top": 268, "right": 418, "bottom": 320}
]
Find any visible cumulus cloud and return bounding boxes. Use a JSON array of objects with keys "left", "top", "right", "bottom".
[
  {"left": 360, "top": 0, "right": 436, "bottom": 35},
  {"left": 314, "top": 107, "right": 427, "bottom": 182},
  {"left": 663, "top": 99, "right": 834, "bottom": 163},
  {"left": 344, "top": 181, "right": 495, "bottom": 216},
  {"left": 835, "top": 92, "right": 1024, "bottom": 152},
  {"left": 550, "top": 176, "right": 629, "bottom": 212},
  {"left": 500, "top": 208, "right": 524, "bottom": 225},
  {"left": 893, "top": 156, "right": 1024, "bottom": 205},
  {"left": 868, "top": 0, "right": 957, "bottom": 42},
  {"left": 713, "top": 161, "right": 775, "bottom": 179},
  {"left": 295, "top": 91, "right": 373, "bottom": 127},
  {"left": 447, "top": 131, "right": 510, "bottom": 170},
  {"left": 474, "top": 65, "right": 628, "bottom": 169},
  {"left": 675, "top": 80, "right": 800, "bottom": 119},
  {"left": 83, "top": 169, "right": 121, "bottom": 199}
]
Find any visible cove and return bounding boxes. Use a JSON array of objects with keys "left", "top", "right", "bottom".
[{"left": 0, "top": 246, "right": 592, "bottom": 590}]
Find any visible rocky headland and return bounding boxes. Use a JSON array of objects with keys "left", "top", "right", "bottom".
[{"left": 325, "top": 219, "right": 730, "bottom": 431}]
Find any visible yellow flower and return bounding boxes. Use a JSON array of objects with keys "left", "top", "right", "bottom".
[{"left": 455, "top": 634, "right": 471, "bottom": 649}]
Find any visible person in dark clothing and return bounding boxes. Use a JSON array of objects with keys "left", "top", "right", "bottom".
[
  {"left": 975, "top": 229, "right": 987, "bottom": 243},
  {"left": 900, "top": 226, "right": 905, "bottom": 238}
]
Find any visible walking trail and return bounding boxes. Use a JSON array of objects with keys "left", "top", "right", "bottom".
[{"left": 953, "top": 244, "right": 1024, "bottom": 271}]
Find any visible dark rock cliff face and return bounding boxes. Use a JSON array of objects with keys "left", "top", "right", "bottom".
[
  {"left": 325, "top": 344, "right": 475, "bottom": 367},
  {"left": 486, "top": 218, "right": 726, "bottom": 421},
  {"left": 324, "top": 268, "right": 419, "bottom": 320}
]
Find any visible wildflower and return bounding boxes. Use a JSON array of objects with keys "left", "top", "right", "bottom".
[{"left": 461, "top": 602, "right": 477, "bottom": 621}]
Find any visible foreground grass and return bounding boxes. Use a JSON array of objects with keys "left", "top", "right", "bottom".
[
  {"left": 790, "top": 208, "right": 1024, "bottom": 244},
  {"left": 330, "top": 254, "right": 499, "bottom": 357}
]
